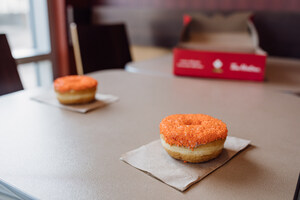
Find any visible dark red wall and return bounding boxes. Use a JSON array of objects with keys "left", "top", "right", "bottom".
[{"left": 94, "top": 0, "right": 300, "bottom": 11}]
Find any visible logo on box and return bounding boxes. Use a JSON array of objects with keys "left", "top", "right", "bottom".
[
  {"left": 230, "top": 62, "right": 261, "bottom": 73},
  {"left": 213, "top": 59, "right": 223, "bottom": 73},
  {"left": 177, "top": 59, "right": 204, "bottom": 69}
]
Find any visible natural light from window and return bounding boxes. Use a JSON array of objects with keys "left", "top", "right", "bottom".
[{"left": 0, "top": 0, "right": 52, "bottom": 89}]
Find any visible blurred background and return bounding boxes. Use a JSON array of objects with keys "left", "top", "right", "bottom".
[{"left": 0, "top": 0, "right": 299, "bottom": 90}]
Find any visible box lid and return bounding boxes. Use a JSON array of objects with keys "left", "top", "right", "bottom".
[{"left": 179, "top": 12, "right": 259, "bottom": 53}]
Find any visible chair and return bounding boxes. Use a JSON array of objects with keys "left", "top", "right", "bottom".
[
  {"left": 0, "top": 34, "right": 23, "bottom": 96},
  {"left": 253, "top": 12, "right": 300, "bottom": 59},
  {"left": 70, "top": 23, "right": 132, "bottom": 74}
]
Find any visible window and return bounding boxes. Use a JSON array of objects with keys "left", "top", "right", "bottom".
[{"left": 0, "top": 0, "right": 52, "bottom": 89}]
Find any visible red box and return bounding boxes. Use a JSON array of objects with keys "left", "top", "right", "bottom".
[{"left": 173, "top": 14, "right": 267, "bottom": 81}]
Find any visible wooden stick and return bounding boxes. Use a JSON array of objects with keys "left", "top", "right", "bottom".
[{"left": 70, "top": 22, "right": 84, "bottom": 75}]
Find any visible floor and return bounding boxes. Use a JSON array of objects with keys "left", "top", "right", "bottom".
[{"left": 130, "top": 45, "right": 171, "bottom": 62}]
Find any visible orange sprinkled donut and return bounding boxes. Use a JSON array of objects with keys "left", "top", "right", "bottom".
[
  {"left": 160, "top": 114, "right": 227, "bottom": 163},
  {"left": 54, "top": 75, "right": 98, "bottom": 104}
]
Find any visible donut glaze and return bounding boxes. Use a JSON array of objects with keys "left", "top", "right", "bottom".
[
  {"left": 54, "top": 75, "right": 97, "bottom": 93},
  {"left": 160, "top": 114, "right": 227, "bottom": 149},
  {"left": 54, "top": 75, "right": 97, "bottom": 104}
]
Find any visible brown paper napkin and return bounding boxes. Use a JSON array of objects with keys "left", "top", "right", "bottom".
[
  {"left": 120, "top": 136, "right": 250, "bottom": 191},
  {"left": 31, "top": 91, "right": 119, "bottom": 113}
]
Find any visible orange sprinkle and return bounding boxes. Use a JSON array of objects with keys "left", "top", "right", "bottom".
[
  {"left": 54, "top": 75, "right": 97, "bottom": 93},
  {"left": 160, "top": 114, "right": 227, "bottom": 148}
]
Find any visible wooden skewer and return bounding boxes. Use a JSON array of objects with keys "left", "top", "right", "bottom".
[{"left": 70, "top": 22, "right": 84, "bottom": 75}]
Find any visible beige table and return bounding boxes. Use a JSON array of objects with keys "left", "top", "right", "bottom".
[
  {"left": 126, "top": 54, "right": 300, "bottom": 91},
  {"left": 0, "top": 69, "right": 299, "bottom": 199}
]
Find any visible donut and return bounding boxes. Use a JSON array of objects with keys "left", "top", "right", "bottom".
[
  {"left": 54, "top": 75, "right": 97, "bottom": 104},
  {"left": 160, "top": 114, "right": 227, "bottom": 163}
]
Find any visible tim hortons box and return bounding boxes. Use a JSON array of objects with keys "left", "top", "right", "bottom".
[{"left": 173, "top": 13, "right": 267, "bottom": 81}]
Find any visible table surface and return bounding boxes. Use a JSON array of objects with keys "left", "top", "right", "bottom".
[
  {"left": 126, "top": 54, "right": 300, "bottom": 91},
  {"left": 0, "top": 68, "right": 299, "bottom": 199}
]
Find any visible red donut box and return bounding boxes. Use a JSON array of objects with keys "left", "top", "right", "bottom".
[{"left": 173, "top": 14, "right": 267, "bottom": 81}]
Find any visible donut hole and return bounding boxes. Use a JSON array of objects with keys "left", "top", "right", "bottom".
[{"left": 183, "top": 119, "right": 202, "bottom": 126}]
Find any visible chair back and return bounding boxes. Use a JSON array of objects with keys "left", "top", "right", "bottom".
[
  {"left": 71, "top": 23, "right": 132, "bottom": 74},
  {"left": 0, "top": 34, "right": 23, "bottom": 95},
  {"left": 253, "top": 12, "right": 300, "bottom": 59}
]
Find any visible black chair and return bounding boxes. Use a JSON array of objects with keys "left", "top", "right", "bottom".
[
  {"left": 253, "top": 12, "right": 300, "bottom": 59},
  {"left": 70, "top": 23, "right": 132, "bottom": 74},
  {"left": 0, "top": 34, "right": 23, "bottom": 95},
  {"left": 294, "top": 173, "right": 300, "bottom": 200}
]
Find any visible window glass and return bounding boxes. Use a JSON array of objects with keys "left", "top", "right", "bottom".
[
  {"left": 0, "top": 0, "right": 52, "bottom": 89},
  {"left": 18, "top": 61, "right": 53, "bottom": 89},
  {"left": 0, "top": 0, "right": 33, "bottom": 50}
]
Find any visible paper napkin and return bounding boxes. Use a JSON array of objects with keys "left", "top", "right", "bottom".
[
  {"left": 31, "top": 91, "right": 119, "bottom": 113},
  {"left": 0, "top": 179, "right": 38, "bottom": 200},
  {"left": 121, "top": 136, "right": 250, "bottom": 191}
]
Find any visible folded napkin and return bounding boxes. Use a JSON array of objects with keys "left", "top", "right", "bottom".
[
  {"left": 121, "top": 136, "right": 250, "bottom": 191},
  {"left": 0, "top": 179, "right": 37, "bottom": 200},
  {"left": 31, "top": 91, "right": 119, "bottom": 113}
]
